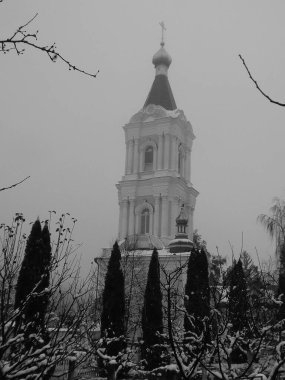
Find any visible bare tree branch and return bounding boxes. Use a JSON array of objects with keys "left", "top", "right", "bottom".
[
  {"left": 0, "top": 13, "right": 99, "bottom": 79},
  {"left": 0, "top": 176, "right": 30, "bottom": 192},
  {"left": 0, "top": 213, "right": 99, "bottom": 380},
  {"left": 239, "top": 54, "right": 285, "bottom": 107}
]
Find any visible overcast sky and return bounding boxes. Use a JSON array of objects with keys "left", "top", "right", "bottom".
[{"left": 1, "top": 1, "right": 285, "bottom": 270}]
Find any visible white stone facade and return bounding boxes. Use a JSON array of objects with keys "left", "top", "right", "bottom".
[{"left": 117, "top": 104, "right": 199, "bottom": 249}]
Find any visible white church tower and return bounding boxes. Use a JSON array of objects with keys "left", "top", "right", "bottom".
[{"left": 117, "top": 29, "right": 198, "bottom": 250}]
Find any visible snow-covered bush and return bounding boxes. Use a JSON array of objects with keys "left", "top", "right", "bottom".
[
  {"left": 160, "top": 254, "right": 285, "bottom": 380},
  {"left": 0, "top": 213, "right": 97, "bottom": 380}
]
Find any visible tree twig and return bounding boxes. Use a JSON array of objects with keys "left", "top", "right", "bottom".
[
  {"left": 0, "top": 176, "right": 30, "bottom": 192},
  {"left": 239, "top": 54, "right": 285, "bottom": 107},
  {"left": 0, "top": 13, "right": 99, "bottom": 79}
]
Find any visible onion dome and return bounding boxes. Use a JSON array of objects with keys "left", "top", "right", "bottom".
[
  {"left": 176, "top": 205, "right": 188, "bottom": 229},
  {"left": 144, "top": 41, "right": 177, "bottom": 110},
  {"left": 152, "top": 43, "right": 172, "bottom": 68},
  {"left": 169, "top": 205, "right": 193, "bottom": 253}
]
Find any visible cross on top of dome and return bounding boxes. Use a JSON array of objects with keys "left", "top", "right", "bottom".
[
  {"left": 152, "top": 22, "right": 172, "bottom": 69},
  {"left": 159, "top": 21, "right": 166, "bottom": 47}
]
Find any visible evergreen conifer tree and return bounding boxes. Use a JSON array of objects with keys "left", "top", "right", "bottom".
[
  {"left": 184, "top": 248, "right": 210, "bottom": 336},
  {"left": 277, "top": 243, "right": 285, "bottom": 321},
  {"left": 228, "top": 259, "right": 248, "bottom": 363},
  {"left": 39, "top": 222, "right": 52, "bottom": 339},
  {"left": 15, "top": 220, "right": 52, "bottom": 340},
  {"left": 100, "top": 241, "right": 125, "bottom": 355},
  {"left": 228, "top": 259, "right": 248, "bottom": 332},
  {"left": 141, "top": 248, "right": 163, "bottom": 370}
]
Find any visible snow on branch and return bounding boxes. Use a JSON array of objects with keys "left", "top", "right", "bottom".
[{"left": 0, "top": 213, "right": 99, "bottom": 380}]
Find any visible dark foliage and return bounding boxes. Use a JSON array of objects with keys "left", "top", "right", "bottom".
[
  {"left": 141, "top": 248, "right": 164, "bottom": 370},
  {"left": 228, "top": 259, "right": 248, "bottom": 332},
  {"left": 228, "top": 259, "right": 249, "bottom": 363},
  {"left": 15, "top": 220, "right": 51, "bottom": 340},
  {"left": 277, "top": 243, "right": 285, "bottom": 321},
  {"left": 184, "top": 248, "right": 210, "bottom": 336},
  {"left": 100, "top": 241, "right": 125, "bottom": 355},
  {"left": 240, "top": 251, "right": 268, "bottom": 328},
  {"left": 193, "top": 230, "right": 207, "bottom": 250}
]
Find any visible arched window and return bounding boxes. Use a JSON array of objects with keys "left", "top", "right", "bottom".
[
  {"left": 141, "top": 208, "right": 150, "bottom": 234},
  {"left": 144, "top": 146, "right": 153, "bottom": 171}
]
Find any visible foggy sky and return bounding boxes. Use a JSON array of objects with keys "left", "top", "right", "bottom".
[{"left": 1, "top": 0, "right": 285, "bottom": 271}]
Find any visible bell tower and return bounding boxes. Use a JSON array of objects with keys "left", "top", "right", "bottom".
[{"left": 117, "top": 30, "right": 198, "bottom": 249}]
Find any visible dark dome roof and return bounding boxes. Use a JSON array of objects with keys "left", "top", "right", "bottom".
[
  {"left": 144, "top": 74, "right": 177, "bottom": 110},
  {"left": 168, "top": 238, "right": 193, "bottom": 253},
  {"left": 144, "top": 42, "right": 177, "bottom": 111},
  {"left": 152, "top": 45, "right": 172, "bottom": 68},
  {"left": 176, "top": 206, "right": 188, "bottom": 225}
]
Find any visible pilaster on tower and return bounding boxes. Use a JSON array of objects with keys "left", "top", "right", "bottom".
[{"left": 116, "top": 34, "right": 198, "bottom": 250}]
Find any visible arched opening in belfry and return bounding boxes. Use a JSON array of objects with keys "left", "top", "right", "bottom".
[
  {"left": 141, "top": 208, "right": 150, "bottom": 234},
  {"left": 144, "top": 146, "right": 153, "bottom": 171}
]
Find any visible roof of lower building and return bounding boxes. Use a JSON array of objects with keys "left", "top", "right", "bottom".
[{"left": 99, "top": 247, "right": 191, "bottom": 260}]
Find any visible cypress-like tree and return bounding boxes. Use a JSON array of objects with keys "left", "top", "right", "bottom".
[
  {"left": 39, "top": 222, "right": 52, "bottom": 339},
  {"left": 141, "top": 248, "right": 163, "bottom": 370},
  {"left": 15, "top": 220, "right": 52, "bottom": 339},
  {"left": 228, "top": 259, "right": 248, "bottom": 363},
  {"left": 277, "top": 243, "right": 285, "bottom": 321},
  {"left": 228, "top": 259, "right": 248, "bottom": 332},
  {"left": 100, "top": 241, "right": 125, "bottom": 355},
  {"left": 184, "top": 248, "right": 210, "bottom": 336}
]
